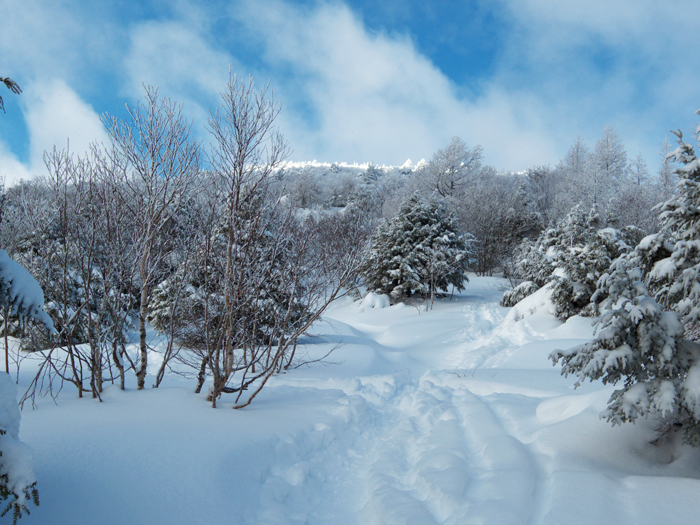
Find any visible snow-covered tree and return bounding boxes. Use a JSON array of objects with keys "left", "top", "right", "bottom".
[
  {"left": 557, "top": 136, "right": 592, "bottom": 212},
  {"left": 0, "top": 252, "right": 47, "bottom": 522},
  {"left": 592, "top": 126, "right": 628, "bottom": 206},
  {"left": 0, "top": 249, "right": 55, "bottom": 374},
  {"left": 459, "top": 170, "right": 541, "bottom": 276},
  {"left": 551, "top": 252, "right": 698, "bottom": 437},
  {"left": 360, "top": 193, "right": 475, "bottom": 305},
  {"left": 0, "top": 373, "right": 39, "bottom": 524},
  {"left": 551, "top": 113, "right": 700, "bottom": 445},
  {"left": 362, "top": 163, "right": 383, "bottom": 185},
  {"left": 526, "top": 165, "right": 562, "bottom": 227},
  {"left": 646, "top": 126, "right": 700, "bottom": 324},
  {"left": 658, "top": 137, "right": 676, "bottom": 202},
  {"left": 420, "top": 137, "right": 483, "bottom": 199},
  {"left": 103, "top": 85, "right": 200, "bottom": 391}
]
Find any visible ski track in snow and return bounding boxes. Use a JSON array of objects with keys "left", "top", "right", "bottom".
[
  {"left": 358, "top": 374, "right": 542, "bottom": 525},
  {"left": 255, "top": 288, "right": 566, "bottom": 524}
]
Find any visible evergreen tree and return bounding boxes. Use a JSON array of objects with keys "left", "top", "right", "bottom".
[
  {"left": 0, "top": 77, "right": 21, "bottom": 114},
  {"left": 360, "top": 193, "right": 475, "bottom": 304}
]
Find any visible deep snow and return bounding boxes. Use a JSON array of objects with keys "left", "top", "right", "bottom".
[{"left": 10, "top": 276, "right": 700, "bottom": 524}]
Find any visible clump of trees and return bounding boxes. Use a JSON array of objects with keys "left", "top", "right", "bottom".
[
  {"left": 2, "top": 76, "right": 365, "bottom": 409},
  {"left": 551, "top": 112, "right": 700, "bottom": 445},
  {"left": 502, "top": 205, "right": 642, "bottom": 320}
]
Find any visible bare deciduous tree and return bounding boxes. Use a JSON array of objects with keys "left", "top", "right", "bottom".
[
  {"left": 421, "top": 137, "right": 483, "bottom": 198},
  {"left": 103, "top": 86, "right": 200, "bottom": 390}
]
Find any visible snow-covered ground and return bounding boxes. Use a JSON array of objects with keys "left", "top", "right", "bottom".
[{"left": 12, "top": 276, "right": 700, "bottom": 524}]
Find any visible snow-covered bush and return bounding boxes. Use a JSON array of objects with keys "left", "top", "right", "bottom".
[
  {"left": 359, "top": 193, "right": 475, "bottom": 303},
  {"left": 552, "top": 113, "right": 700, "bottom": 445},
  {"left": 506, "top": 205, "right": 640, "bottom": 320},
  {"left": 0, "top": 373, "right": 39, "bottom": 524}
]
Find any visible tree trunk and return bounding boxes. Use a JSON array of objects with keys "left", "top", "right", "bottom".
[{"left": 137, "top": 283, "right": 148, "bottom": 390}]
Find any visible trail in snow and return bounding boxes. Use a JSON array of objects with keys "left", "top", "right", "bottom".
[{"left": 265, "top": 278, "right": 700, "bottom": 524}]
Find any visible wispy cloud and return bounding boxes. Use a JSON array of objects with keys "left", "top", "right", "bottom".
[{"left": 122, "top": 19, "right": 234, "bottom": 137}]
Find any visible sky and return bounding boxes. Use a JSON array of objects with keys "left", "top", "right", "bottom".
[{"left": 1, "top": 0, "right": 699, "bottom": 185}]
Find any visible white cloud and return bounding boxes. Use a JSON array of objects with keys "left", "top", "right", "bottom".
[
  {"left": 0, "top": 0, "right": 120, "bottom": 85},
  {"left": 229, "top": 0, "right": 559, "bottom": 170},
  {"left": 3, "top": 0, "right": 697, "bottom": 175},
  {"left": 0, "top": 79, "right": 109, "bottom": 186},
  {"left": 491, "top": 0, "right": 700, "bottom": 168},
  {"left": 0, "top": 141, "right": 33, "bottom": 187},
  {"left": 122, "top": 20, "right": 239, "bottom": 145},
  {"left": 24, "top": 80, "right": 110, "bottom": 169}
]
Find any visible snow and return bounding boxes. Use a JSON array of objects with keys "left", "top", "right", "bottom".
[
  {"left": 0, "top": 373, "right": 37, "bottom": 507},
  {"left": 358, "top": 292, "right": 391, "bottom": 310},
  {"left": 0, "top": 249, "right": 55, "bottom": 332},
  {"left": 11, "top": 276, "right": 700, "bottom": 524}
]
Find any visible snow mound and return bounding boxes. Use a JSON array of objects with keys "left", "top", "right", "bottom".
[
  {"left": 503, "top": 281, "right": 556, "bottom": 324},
  {"left": 359, "top": 293, "right": 391, "bottom": 310},
  {"left": 536, "top": 393, "right": 598, "bottom": 424}
]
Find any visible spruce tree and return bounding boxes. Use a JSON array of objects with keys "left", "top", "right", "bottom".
[{"left": 360, "top": 193, "right": 475, "bottom": 304}]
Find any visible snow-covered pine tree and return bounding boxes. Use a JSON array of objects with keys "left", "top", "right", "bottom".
[
  {"left": 646, "top": 126, "right": 700, "bottom": 324},
  {"left": 0, "top": 250, "right": 49, "bottom": 523},
  {"left": 551, "top": 113, "right": 700, "bottom": 445},
  {"left": 551, "top": 251, "right": 698, "bottom": 438},
  {"left": 0, "top": 249, "right": 55, "bottom": 374},
  {"left": 360, "top": 193, "right": 475, "bottom": 305}
]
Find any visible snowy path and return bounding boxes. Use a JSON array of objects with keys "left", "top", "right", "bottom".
[
  {"left": 359, "top": 374, "right": 540, "bottom": 525},
  {"left": 16, "top": 277, "right": 700, "bottom": 524}
]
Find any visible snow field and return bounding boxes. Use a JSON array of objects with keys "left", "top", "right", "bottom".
[{"left": 12, "top": 276, "right": 700, "bottom": 524}]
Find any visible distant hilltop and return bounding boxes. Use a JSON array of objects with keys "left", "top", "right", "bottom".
[{"left": 276, "top": 159, "right": 426, "bottom": 173}]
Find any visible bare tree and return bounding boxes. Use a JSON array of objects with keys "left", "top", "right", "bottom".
[
  {"left": 421, "top": 137, "right": 483, "bottom": 198},
  {"left": 163, "top": 75, "right": 364, "bottom": 409},
  {"left": 103, "top": 86, "right": 200, "bottom": 390}
]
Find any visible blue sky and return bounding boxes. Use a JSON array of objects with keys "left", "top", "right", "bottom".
[{"left": 1, "top": 0, "right": 699, "bottom": 185}]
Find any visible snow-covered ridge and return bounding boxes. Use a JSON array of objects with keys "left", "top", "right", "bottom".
[{"left": 277, "top": 159, "right": 424, "bottom": 171}]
